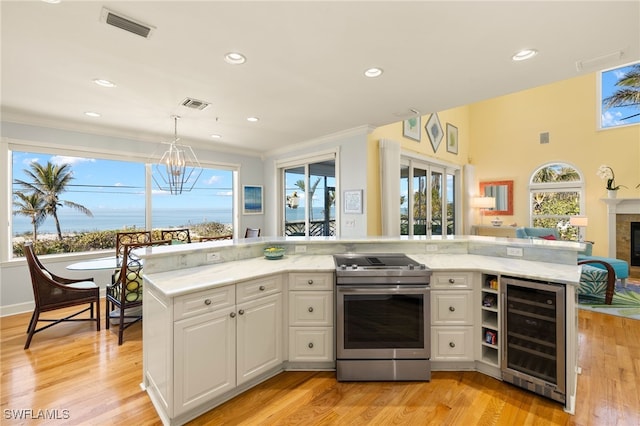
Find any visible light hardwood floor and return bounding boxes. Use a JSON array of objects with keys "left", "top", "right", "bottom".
[{"left": 1, "top": 304, "right": 639, "bottom": 425}]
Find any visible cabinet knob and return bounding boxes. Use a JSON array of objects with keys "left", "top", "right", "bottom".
[
  {"left": 448, "top": 278, "right": 455, "bottom": 284},
  {"left": 308, "top": 306, "right": 314, "bottom": 313},
  {"left": 308, "top": 279, "right": 314, "bottom": 285},
  {"left": 229, "top": 312, "right": 236, "bottom": 318},
  {"left": 449, "top": 342, "right": 456, "bottom": 348},
  {"left": 308, "top": 342, "right": 314, "bottom": 349},
  {"left": 259, "top": 285, "right": 265, "bottom": 291},
  {"left": 238, "top": 309, "right": 245, "bottom": 315},
  {"left": 449, "top": 306, "right": 455, "bottom": 312},
  {"left": 204, "top": 299, "right": 212, "bottom": 306}
]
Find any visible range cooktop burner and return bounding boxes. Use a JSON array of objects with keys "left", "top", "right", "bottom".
[{"left": 333, "top": 254, "right": 430, "bottom": 282}]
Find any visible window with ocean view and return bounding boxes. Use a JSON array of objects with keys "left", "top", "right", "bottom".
[{"left": 11, "top": 150, "right": 235, "bottom": 257}]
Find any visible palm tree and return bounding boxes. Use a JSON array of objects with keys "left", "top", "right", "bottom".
[
  {"left": 13, "top": 191, "right": 46, "bottom": 242},
  {"left": 603, "top": 63, "right": 640, "bottom": 121},
  {"left": 13, "top": 161, "right": 93, "bottom": 241}
]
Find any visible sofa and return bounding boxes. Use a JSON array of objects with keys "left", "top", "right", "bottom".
[{"left": 515, "top": 227, "right": 629, "bottom": 286}]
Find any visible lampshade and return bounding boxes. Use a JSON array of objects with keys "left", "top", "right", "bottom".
[
  {"left": 569, "top": 216, "right": 588, "bottom": 227},
  {"left": 470, "top": 196, "right": 496, "bottom": 209},
  {"left": 152, "top": 116, "right": 202, "bottom": 195}
]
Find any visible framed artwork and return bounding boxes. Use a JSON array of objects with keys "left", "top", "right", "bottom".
[
  {"left": 446, "top": 123, "right": 458, "bottom": 154},
  {"left": 242, "top": 185, "right": 263, "bottom": 215},
  {"left": 425, "top": 113, "right": 443, "bottom": 153},
  {"left": 598, "top": 60, "right": 640, "bottom": 129},
  {"left": 403, "top": 116, "right": 421, "bottom": 141},
  {"left": 343, "top": 189, "right": 363, "bottom": 214}
]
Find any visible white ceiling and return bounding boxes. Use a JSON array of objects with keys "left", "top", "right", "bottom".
[{"left": 2, "top": 1, "right": 639, "bottom": 156}]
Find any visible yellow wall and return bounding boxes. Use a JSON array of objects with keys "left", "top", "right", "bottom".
[
  {"left": 367, "top": 106, "right": 471, "bottom": 235},
  {"left": 366, "top": 73, "right": 640, "bottom": 256},
  {"left": 469, "top": 73, "right": 640, "bottom": 256}
]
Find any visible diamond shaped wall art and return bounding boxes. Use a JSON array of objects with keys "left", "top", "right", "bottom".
[{"left": 425, "top": 113, "right": 443, "bottom": 153}]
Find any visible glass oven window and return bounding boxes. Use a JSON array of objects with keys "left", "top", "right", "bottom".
[{"left": 343, "top": 294, "right": 424, "bottom": 349}]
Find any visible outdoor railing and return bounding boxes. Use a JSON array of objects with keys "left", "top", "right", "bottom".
[{"left": 285, "top": 219, "right": 336, "bottom": 236}]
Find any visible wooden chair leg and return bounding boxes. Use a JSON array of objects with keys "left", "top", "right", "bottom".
[
  {"left": 95, "top": 300, "right": 101, "bottom": 331},
  {"left": 24, "top": 311, "right": 40, "bottom": 350},
  {"left": 118, "top": 305, "right": 125, "bottom": 345}
]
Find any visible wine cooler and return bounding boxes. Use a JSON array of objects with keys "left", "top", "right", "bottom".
[{"left": 501, "top": 276, "right": 565, "bottom": 404}]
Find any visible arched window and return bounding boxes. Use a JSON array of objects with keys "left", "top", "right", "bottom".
[{"left": 529, "top": 162, "right": 585, "bottom": 241}]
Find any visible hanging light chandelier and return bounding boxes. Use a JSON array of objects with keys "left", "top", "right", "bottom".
[{"left": 152, "top": 115, "right": 202, "bottom": 195}]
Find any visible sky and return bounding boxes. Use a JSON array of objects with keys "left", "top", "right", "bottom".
[
  {"left": 12, "top": 151, "right": 234, "bottom": 211},
  {"left": 600, "top": 61, "right": 640, "bottom": 128}
]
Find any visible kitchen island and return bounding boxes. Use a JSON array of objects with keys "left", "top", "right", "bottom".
[{"left": 141, "top": 236, "right": 583, "bottom": 426}]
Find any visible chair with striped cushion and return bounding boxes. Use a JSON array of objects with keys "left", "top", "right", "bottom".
[
  {"left": 578, "top": 259, "right": 615, "bottom": 305},
  {"left": 106, "top": 239, "right": 170, "bottom": 345}
]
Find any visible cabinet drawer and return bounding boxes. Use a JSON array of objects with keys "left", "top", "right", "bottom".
[
  {"left": 288, "top": 327, "right": 333, "bottom": 362},
  {"left": 236, "top": 275, "right": 283, "bottom": 303},
  {"left": 174, "top": 286, "right": 235, "bottom": 320},
  {"left": 289, "top": 292, "right": 333, "bottom": 326},
  {"left": 431, "top": 326, "right": 474, "bottom": 361},
  {"left": 288, "top": 273, "right": 334, "bottom": 291},
  {"left": 431, "top": 291, "right": 473, "bottom": 325},
  {"left": 431, "top": 272, "right": 474, "bottom": 289}
]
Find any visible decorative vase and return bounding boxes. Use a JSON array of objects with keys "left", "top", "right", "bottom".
[{"left": 607, "top": 189, "right": 617, "bottom": 199}]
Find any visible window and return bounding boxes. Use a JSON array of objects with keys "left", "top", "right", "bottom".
[
  {"left": 598, "top": 60, "right": 640, "bottom": 129},
  {"left": 11, "top": 149, "right": 235, "bottom": 257},
  {"left": 529, "top": 162, "right": 584, "bottom": 240},
  {"left": 401, "top": 158, "right": 458, "bottom": 237}
]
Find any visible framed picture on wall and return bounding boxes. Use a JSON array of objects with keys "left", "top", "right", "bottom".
[
  {"left": 242, "top": 185, "right": 263, "bottom": 215},
  {"left": 343, "top": 189, "right": 363, "bottom": 214},
  {"left": 446, "top": 123, "right": 458, "bottom": 154},
  {"left": 403, "top": 116, "right": 421, "bottom": 142},
  {"left": 425, "top": 113, "right": 443, "bottom": 153}
]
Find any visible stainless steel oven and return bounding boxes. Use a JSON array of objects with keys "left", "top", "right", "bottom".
[{"left": 334, "top": 254, "right": 431, "bottom": 381}]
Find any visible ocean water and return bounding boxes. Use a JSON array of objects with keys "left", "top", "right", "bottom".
[{"left": 12, "top": 208, "right": 233, "bottom": 236}]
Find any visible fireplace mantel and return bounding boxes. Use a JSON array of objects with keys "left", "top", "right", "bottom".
[{"left": 601, "top": 198, "right": 640, "bottom": 257}]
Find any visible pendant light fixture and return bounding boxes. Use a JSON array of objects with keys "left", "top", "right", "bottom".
[{"left": 152, "top": 115, "right": 202, "bottom": 195}]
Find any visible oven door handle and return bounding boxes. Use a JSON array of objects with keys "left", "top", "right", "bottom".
[{"left": 337, "top": 286, "right": 429, "bottom": 294}]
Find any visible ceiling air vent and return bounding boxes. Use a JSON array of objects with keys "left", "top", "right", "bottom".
[
  {"left": 181, "top": 98, "right": 210, "bottom": 111},
  {"left": 101, "top": 8, "right": 154, "bottom": 38}
]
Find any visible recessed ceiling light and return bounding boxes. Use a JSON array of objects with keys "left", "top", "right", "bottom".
[
  {"left": 247, "top": 117, "right": 259, "bottom": 122},
  {"left": 84, "top": 111, "right": 101, "bottom": 118},
  {"left": 512, "top": 49, "right": 538, "bottom": 61},
  {"left": 225, "top": 52, "right": 246, "bottom": 65},
  {"left": 211, "top": 134, "right": 222, "bottom": 139},
  {"left": 364, "top": 67, "right": 383, "bottom": 78},
  {"left": 93, "top": 78, "right": 116, "bottom": 88},
  {"left": 42, "top": 0, "right": 61, "bottom": 4}
]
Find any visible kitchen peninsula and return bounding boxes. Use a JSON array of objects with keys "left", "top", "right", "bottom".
[{"left": 141, "top": 236, "right": 583, "bottom": 426}]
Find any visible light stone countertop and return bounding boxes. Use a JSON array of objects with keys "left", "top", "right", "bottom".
[{"left": 144, "top": 253, "right": 581, "bottom": 298}]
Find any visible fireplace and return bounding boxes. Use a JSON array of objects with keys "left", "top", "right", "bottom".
[{"left": 632, "top": 222, "right": 640, "bottom": 267}]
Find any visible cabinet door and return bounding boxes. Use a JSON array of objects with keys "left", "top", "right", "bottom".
[
  {"left": 288, "top": 327, "right": 333, "bottom": 362},
  {"left": 431, "top": 326, "right": 474, "bottom": 361},
  {"left": 174, "top": 307, "right": 236, "bottom": 416},
  {"left": 289, "top": 291, "right": 333, "bottom": 326},
  {"left": 236, "top": 293, "right": 283, "bottom": 386},
  {"left": 431, "top": 291, "right": 473, "bottom": 325}
]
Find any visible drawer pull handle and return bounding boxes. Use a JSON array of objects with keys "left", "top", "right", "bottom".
[
  {"left": 308, "top": 307, "right": 314, "bottom": 313},
  {"left": 308, "top": 279, "right": 314, "bottom": 285},
  {"left": 308, "top": 342, "right": 314, "bottom": 349},
  {"left": 448, "top": 278, "right": 455, "bottom": 284},
  {"left": 238, "top": 309, "right": 245, "bottom": 315},
  {"left": 259, "top": 285, "right": 265, "bottom": 291},
  {"left": 204, "top": 299, "right": 212, "bottom": 306},
  {"left": 449, "top": 342, "right": 456, "bottom": 348},
  {"left": 449, "top": 306, "right": 455, "bottom": 312},
  {"left": 230, "top": 312, "right": 236, "bottom": 318}
]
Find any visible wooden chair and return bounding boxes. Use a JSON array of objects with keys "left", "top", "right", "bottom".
[
  {"left": 23, "top": 242, "right": 100, "bottom": 349},
  {"left": 115, "top": 230, "right": 152, "bottom": 261},
  {"left": 198, "top": 235, "right": 232, "bottom": 242},
  {"left": 244, "top": 228, "right": 261, "bottom": 238},
  {"left": 578, "top": 259, "right": 616, "bottom": 305},
  {"left": 106, "top": 239, "right": 171, "bottom": 345},
  {"left": 161, "top": 228, "right": 191, "bottom": 244}
]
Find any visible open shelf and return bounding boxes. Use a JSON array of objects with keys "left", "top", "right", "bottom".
[{"left": 480, "top": 274, "right": 501, "bottom": 367}]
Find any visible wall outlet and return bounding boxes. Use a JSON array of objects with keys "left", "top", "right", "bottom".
[
  {"left": 506, "top": 247, "right": 523, "bottom": 257},
  {"left": 206, "top": 252, "right": 221, "bottom": 262},
  {"left": 295, "top": 245, "right": 307, "bottom": 254},
  {"left": 426, "top": 245, "right": 438, "bottom": 252}
]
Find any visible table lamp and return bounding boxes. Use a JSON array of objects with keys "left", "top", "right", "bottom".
[{"left": 470, "top": 196, "right": 496, "bottom": 225}]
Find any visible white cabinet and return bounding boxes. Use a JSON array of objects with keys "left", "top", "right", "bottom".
[
  {"left": 146, "top": 275, "right": 283, "bottom": 422},
  {"left": 430, "top": 272, "right": 475, "bottom": 364},
  {"left": 287, "top": 272, "right": 334, "bottom": 364},
  {"left": 477, "top": 274, "right": 501, "bottom": 371}
]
